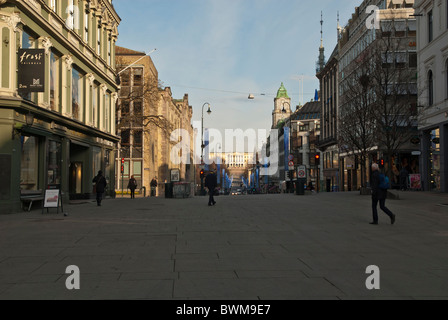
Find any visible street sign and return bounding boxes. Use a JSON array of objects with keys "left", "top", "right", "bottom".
[
  {"left": 298, "top": 165, "right": 307, "bottom": 179},
  {"left": 288, "top": 161, "right": 295, "bottom": 171},
  {"left": 288, "top": 155, "right": 294, "bottom": 161}
]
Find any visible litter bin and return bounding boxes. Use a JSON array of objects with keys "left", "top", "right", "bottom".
[
  {"left": 296, "top": 179, "right": 305, "bottom": 195},
  {"left": 165, "top": 183, "right": 173, "bottom": 198}
]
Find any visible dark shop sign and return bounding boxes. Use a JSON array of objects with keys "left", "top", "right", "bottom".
[{"left": 18, "top": 49, "right": 45, "bottom": 93}]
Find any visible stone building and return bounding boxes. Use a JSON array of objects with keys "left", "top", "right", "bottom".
[
  {"left": 0, "top": 0, "right": 120, "bottom": 212},
  {"left": 415, "top": 0, "right": 448, "bottom": 192},
  {"left": 116, "top": 46, "right": 194, "bottom": 197},
  {"left": 337, "top": 0, "right": 418, "bottom": 191}
]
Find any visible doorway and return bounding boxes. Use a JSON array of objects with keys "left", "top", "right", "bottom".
[{"left": 69, "top": 162, "right": 83, "bottom": 195}]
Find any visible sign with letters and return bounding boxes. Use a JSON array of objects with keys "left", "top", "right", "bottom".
[{"left": 18, "top": 49, "right": 45, "bottom": 93}]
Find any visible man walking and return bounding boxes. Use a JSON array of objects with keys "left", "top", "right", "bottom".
[
  {"left": 370, "top": 163, "right": 396, "bottom": 225},
  {"left": 205, "top": 170, "right": 217, "bottom": 206},
  {"left": 93, "top": 170, "right": 107, "bottom": 207}
]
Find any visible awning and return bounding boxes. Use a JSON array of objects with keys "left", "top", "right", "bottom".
[
  {"left": 395, "top": 20, "right": 407, "bottom": 32},
  {"left": 381, "top": 20, "right": 394, "bottom": 32},
  {"left": 408, "top": 19, "right": 417, "bottom": 31}
]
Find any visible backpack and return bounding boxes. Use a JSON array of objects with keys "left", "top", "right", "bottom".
[{"left": 379, "top": 174, "right": 390, "bottom": 190}]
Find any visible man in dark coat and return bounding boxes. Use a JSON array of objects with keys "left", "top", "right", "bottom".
[
  {"left": 371, "top": 163, "right": 396, "bottom": 225},
  {"left": 127, "top": 175, "right": 137, "bottom": 199},
  {"left": 93, "top": 170, "right": 107, "bottom": 206},
  {"left": 150, "top": 177, "right": 158, "bottom": 197},
  {"left": 205, "top": 170, "right": 217, "bottom": 206}
]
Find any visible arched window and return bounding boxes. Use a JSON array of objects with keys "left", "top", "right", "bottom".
[{"left": 428, "top": 70, "right": 434, "bottom": 106}]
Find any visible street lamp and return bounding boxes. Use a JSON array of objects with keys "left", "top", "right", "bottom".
[{"left": 200, "top": 102, "right": 212, "bottom": 195}]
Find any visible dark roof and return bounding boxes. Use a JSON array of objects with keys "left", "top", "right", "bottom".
[
  {"left": 293, "top": 101, "right": 321, "bottom": 121},
  {"left": 115, "top": 46, "right": 146, "bottom": 56}
]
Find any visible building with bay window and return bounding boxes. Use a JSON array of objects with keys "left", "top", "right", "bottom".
[
  {"left": 0, "top": 0, "right": 121, "bottom": 213},
  {"left": 416, "top": 0, "right": 448, "bottom": 192}
]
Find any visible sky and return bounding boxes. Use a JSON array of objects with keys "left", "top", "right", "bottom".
[{"left": 113, "top": 0, "right": 362, "bottom": 142}]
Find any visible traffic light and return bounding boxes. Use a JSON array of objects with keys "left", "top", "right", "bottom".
[
  {"left": 121, "top": 158, "right": 125, "bottom": 173},
  {"left": 287, "top": 171, "right": 291, "bottom": 179},
  {"left": 200, "top": 170, "right": 205, "bottom": 179},
  {"left": 315, "top": 154, "right": 320, "bottom": 166},
  {"left": 380, "top": 159, "right": 385, "bottom": 167}
]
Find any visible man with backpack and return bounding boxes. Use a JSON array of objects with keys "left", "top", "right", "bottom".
[{"left": 370, "top": 163, "right": 396, "bottom": 225}]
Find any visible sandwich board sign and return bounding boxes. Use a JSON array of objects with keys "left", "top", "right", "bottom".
[{"left": 43, "top": 185, "right": 63, "bottom": 214}]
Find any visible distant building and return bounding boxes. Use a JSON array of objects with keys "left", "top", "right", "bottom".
[
  {"left": 292, "top": 101, "right": 322, "bottom": 189},
  {"left": 416, "top": 0, "right": 448, "bottom": 192},
  {"left": 0, "top": 0, "right": 120, "bottom": 212}
]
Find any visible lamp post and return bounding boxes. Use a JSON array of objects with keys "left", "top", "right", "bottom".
[
  {"left": 282, "top": 102, "right": 294, "bottom": 193},
  {"left": 201, "top": 102, "right": 212, "bottom": 195}
]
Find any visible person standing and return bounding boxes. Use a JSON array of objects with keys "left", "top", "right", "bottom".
[
  {"left": 150, "top": 177, "right": 158, "bottom": 197},
  {"left": 128, "top": 175, "right": 138, "bottom": 199},
  {"left": 399, "top": 167, "right": 409, "bottom": 191},
  {"left": 205, "top": 170, "right": 217, "bottom": 206},
  {"left": 370, "top": 163, "right": 396, "bottom": 225},
  {"left": 93, "top": 170, "right": 107, "bottom": 207}
]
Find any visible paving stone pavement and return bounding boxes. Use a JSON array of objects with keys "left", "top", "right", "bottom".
[{"left": 0, "top": 191, "right": 448, "bottom": 300}]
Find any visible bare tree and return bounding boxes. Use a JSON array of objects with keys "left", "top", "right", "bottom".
[
  {"left": 115, "top": 56, "right": 170, "bottom": 135},
  {"left": 338, "top": 48, "right": 377, "bottom": 189},
  {"left": 338, "top": 19, "right": 422, "bottom": 188},
  {"left": 369, "top": 30, "right": 419, "bottom": 180}
]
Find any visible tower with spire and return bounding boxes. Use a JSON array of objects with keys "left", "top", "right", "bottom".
[
  {"left": 272, "top": 83, "right": 291, "bottom": 129},
  {"left": 316, "top": 11, "right": 326, "bottom": 74}
]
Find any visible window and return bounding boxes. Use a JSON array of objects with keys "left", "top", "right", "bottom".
[
  {"left": 84, "top": 11, "right": 89, "bottom": 43},
  {"left": 395, "top": 52, "right": 407, "bottom": 68},
  {"left": 72, "top": 68, "right": 81, "bottom": 120},
  {"left": 133, "top": 68, "right": 143, "bottom": 86},
  {"left": 67, "top": 0, "right": 75, "bottom": 30},
  {"left": 120, "top": 70, "right": 130, "bottom": 86},
  {"left": 428, "top": 10, "right": 433, "bottom": 43},
  {"left": 22, "top": 29, "right": 36, "bottom": 49},
  {"left": 134, "top": 100, "right": 143, "bottom": 115},
  {"left": 97, "top": 26, "right": 101, "bottom": 55},
  {"left": 428, "top": 70, "right": 434, "bottom": 106},
  {"left": 408, "top": 19, "right": 417, "bottom": 37},
  {"left": 50, "top": 51, "right": 60, "bottom": 112},
  {"left": 409, "top": 52, "right": 417, "bottom": 68},
  {"left": 121, "top": 100, "right": 130, "bottom": 115},
  {"left": 107, "top": 37, "right": 111, "bottom": 65},
  {"left": 47, "top": 140, "right": 62, "bottom": 185},
  {"left": 121, "top": 129, "right": 130, "bottom": 146},
  {"left": 21, "top": 136, "right": 39, "bottom": 191},
  {"left": 50, "top": 0, "right": 57, "bottom": 13},
  {"left": 105, "top": 91, "right": 111, "bottom": 133},
  {"left": 92, "top": 83, "right": 98, "bottom": 127},
  {"left": 20, "top": 29, "right": 36, "bottom": 101}
]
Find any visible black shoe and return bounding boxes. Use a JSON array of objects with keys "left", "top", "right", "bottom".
[
  {"left": 391, "top": 215, "right": 396, "bottom": 225},
  {"left": 370, "top": 222, "right": 378, "bottom": 225},
  {"left": 213, "top": 202, "right": 217, "bottom": 206}
]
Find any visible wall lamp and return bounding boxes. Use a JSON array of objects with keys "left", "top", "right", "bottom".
[{"left": 12, "top": 112, "right": 35, "bottom": 139}]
